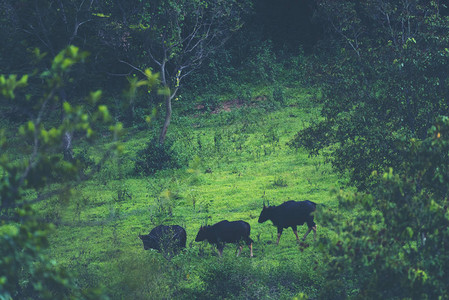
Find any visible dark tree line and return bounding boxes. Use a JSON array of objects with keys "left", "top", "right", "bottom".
[
  {"left": 1, "top": 0, "right": 256, "bottom": 151},
  {"left": 0, "top": 0, "right": 320, "bottom": 138},
  {"left": 291, "top": 0, "right": 449, "bottom": 188}
]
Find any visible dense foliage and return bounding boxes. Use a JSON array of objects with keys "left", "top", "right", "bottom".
[
  {"left": 1, "top": 0, "right": 449, "bottom": 298},
  {"left": 0, "top": 46, "right": 158, "bottom": 298},
  {"left": 291, "top": 1, "right": 449, "bottom": 298},
  {"left": 0, "top": 46, "right": 108, "bottom": 299},
  {"left": 319, "top": 117, "right": 449, "bottom": 298},
  {"left": 134, "top": 138, "right": 181, "bottom": 176},
  {"left": 290, "top": 0, "right": 449, "bottom": 188}
]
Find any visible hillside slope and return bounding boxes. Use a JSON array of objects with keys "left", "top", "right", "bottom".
[{"left": 42, "top": 85, "right": 341, "bottom": 298}]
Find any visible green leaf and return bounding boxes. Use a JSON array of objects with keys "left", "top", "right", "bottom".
[
  {"left": 27, "top": 121, "right": 35, "bottom": 132},
  {"left": 68, "top": 45, "right": 79, "bottom": 57},
  {"left": 63, "top": 102, "right": 72, "bottom": 113},
  {"left": 406, "top": 227, "right": 413, "bottom": 238},
  {"left": 17, "top": 74, "right": 28, "bottom": 86},
  {"left": 89, "top": 90, "right": 102, "bottom": 104},
  {"left": 158, "top": 86, "right": 171, "bottom": 97}
]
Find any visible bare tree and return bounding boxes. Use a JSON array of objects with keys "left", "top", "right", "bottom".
[
  {"left": 9, "top": 0, "right": 100, "bottom": 160},
  {"left": 127, "top": 0, "right": 250, "bottom": 144}
]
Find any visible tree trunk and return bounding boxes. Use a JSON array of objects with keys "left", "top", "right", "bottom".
[
  {"left": 59, "top": 89, "right": 74, "bottom": 161},
  {"left": 159, "top": 93, "right": 173, "bottom": 145},
  {"left": 62, "top": 131, "right": 74, "bottom": 161}
]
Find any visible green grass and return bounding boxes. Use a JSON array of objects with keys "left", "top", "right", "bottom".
[{"left": 38, "top": 84, "right": 341, "bottom": 298}]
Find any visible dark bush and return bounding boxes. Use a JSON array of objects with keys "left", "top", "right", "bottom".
[
  {"left": 200, "top": 96, "right": 221, "bottom": 112},
  {"left": 178, "top": 257, "right": 318, "bottom": 299},
  {"left": 272, "top": 86, "right": 285, "bottom": 105},
  {"left": 134, "top": 139, "right": 181, "bottom": 175},
  {"left": 192, "top": 258, "right": 270, "bottom": 299}
]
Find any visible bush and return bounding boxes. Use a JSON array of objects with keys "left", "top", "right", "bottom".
[
  {"left": 178, "top": 257, "right": 319, "bottom": 299},
  {"left": 200, "top": 96, "right": 221, "bottom": 112},
  {"left": 246, "top": 40, "right": 279, "bottom": 83},
  {"left": 272, "top": 86, "right": 285, "bottom": 105},
  {"left": 187, "top": 258, "right": 270, "bottom": 299},
  {"left": 134, "top": 139, "right": 182, "bottom": 175},
  {"left": 317, "top": 117, "right": 449, "bottom": 298}
]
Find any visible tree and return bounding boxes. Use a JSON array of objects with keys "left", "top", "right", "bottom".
[
  {"left": 0, "top": 45, "right": 158, "bottom": 299},
  {"left": 122, "top": 0, "right": 251, "bottom": 144},
  {"left": 0, "top": 46, "right": 100, "bottom": 299},
  {"left": 1, "top": 0, "right": 110, "bottom": 161},
  {"left": 290, "top": 0, "right": 449, "bottom": 188},
  {"left": 317, "top": 116, "right": 449, "bottom": 298}
]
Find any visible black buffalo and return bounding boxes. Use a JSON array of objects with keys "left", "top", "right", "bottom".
[
  {"left": 139, "top": 225, "right": 187, "bottom": 254},
  {"left": 258, "top": 200, "right": 317, "bottom": 245},
  {"left": 195, "top": 220, "right": 253, "bottom": 257}
]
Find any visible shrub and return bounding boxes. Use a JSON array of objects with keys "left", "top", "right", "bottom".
[
  {"left": 200, "top": 96, "right": 221, "bottom": 112},
  {"left": 273, "top": 176, "right": 288, "bottom": 187},
  {"left": 134, "top": 139, "right": 182, "bottom": 175},
  {"left": 189, "top": 258, "right": 270, "bottom": 299},
  {"left": 178, "top": 257, "right": 319, "bottom": 299},
  {"left": 317, "top": 117, "right": 449, "bottom": 298},
  {"left": 247, "top": 40, "right": 279, "bottom": 83},
  {"left": 272, "top": 86, "right": 285, "bottom": 105}
]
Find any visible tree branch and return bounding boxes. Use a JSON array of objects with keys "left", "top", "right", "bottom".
[{"left": 119, "top": 59, "right": 146, "bottom": 76}]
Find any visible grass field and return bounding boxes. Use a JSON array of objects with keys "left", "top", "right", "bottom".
[{"left": 38, "top": 83, "right": 344, "bottom": 298}]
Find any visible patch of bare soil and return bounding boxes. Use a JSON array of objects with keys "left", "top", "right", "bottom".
[
  {"left": 212, "top": 99, "right": 244, "bottom": 114},
  {"left": 195, "top": 95, "right": 269, "bottom": 115}
]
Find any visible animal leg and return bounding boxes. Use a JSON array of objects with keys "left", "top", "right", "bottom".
[
  {"left": 303, "top": 225, "right": 317, "bottom": 241},
  {"left": 292, "top": 227, "right": 300, "bottom": 243},
  {"left": 217, "top": 243, "right": 225, "bottom": 257},
  {"left": 236, "top": 245, "right": 243, "bottom": 257},
  {"left": 249, "top": 243, "right": 253, "bottom": 257},
  {"left": 302, "top": 227, "right": 312, "bottom": 241},
  {"left": 293, "top": 230, "right": 300, "bottom": 243},
  {"left": 276, "top": 228, "right": 283, "bottom": 245}
]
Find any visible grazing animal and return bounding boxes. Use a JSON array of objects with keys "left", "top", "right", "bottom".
[
  {"left": 139, "top": 225, "right": 187, "bottom": 254},
  {"left": 258, "top": 200, "right": 317, "bottom": 245},
  {"left": 195, "top": 220, "right": 253, "bottom": 257}
]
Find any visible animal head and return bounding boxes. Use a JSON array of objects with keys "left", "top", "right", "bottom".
[
  {"left": 195, "top": 225, "right": 209, "bottom": 242},
  {"left": 258, "top": 203, "right": 274, "bottom": 223},
  {"left": 139, "top": 234, "right": 158, "bottom": 250}
]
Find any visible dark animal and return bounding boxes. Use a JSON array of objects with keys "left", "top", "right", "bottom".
[
  {"left": 195, "top": 220, "right": 253, "bottom": 257},
  {"left": 139, "top": 225, "right": 186, "bottom": 254},
  {"left": 258, "top": 200, "right": 317, "bottom": 245}
]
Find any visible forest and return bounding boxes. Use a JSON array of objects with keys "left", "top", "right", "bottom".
[{"left": 1, "top": 0, "right": 449, "bottom": 299}]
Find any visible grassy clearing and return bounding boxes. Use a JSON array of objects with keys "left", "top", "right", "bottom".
[{"left": 38, "top": 84, "right": 342, "bottom": 298}]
